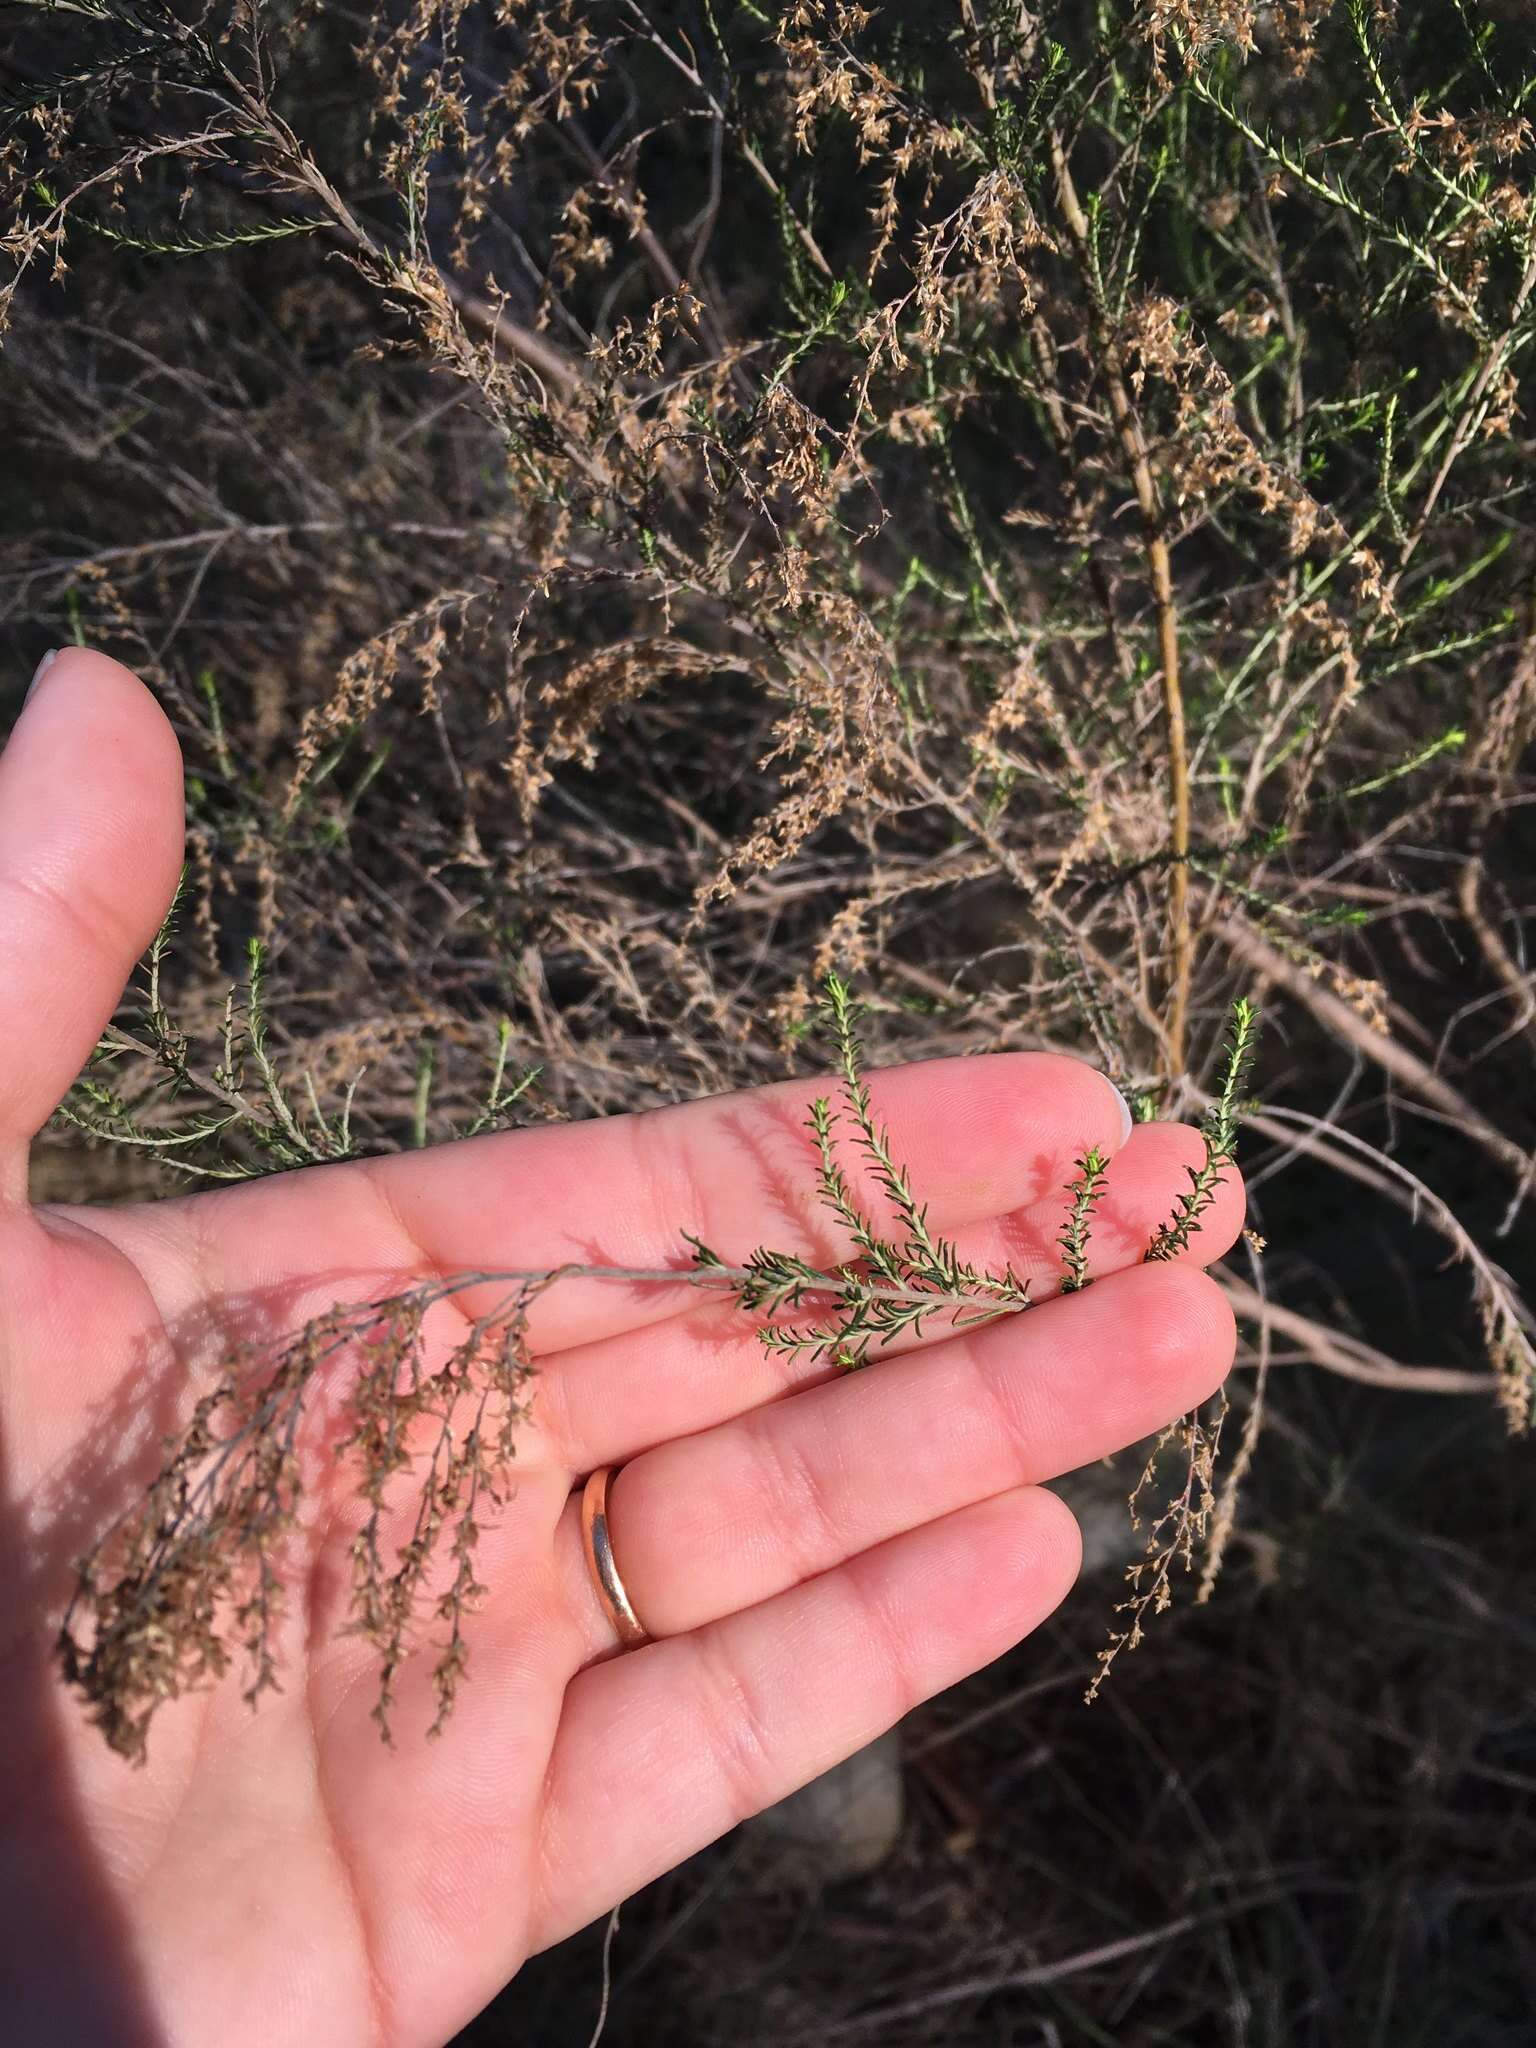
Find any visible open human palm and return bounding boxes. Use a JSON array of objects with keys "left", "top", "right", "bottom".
[{"left": 1, "top": 652, "right": 1241, "bottom": 2046}]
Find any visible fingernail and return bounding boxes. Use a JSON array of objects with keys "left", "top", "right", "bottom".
[
  {"left": 25, "top": 649, "right": 59, "bottom": 704},
  {"left": 1109, "top": 1079, "right": 1135, "bottom": 1145}
]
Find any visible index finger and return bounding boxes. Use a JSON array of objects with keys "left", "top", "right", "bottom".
[
  {"left": 363, "top": 1046, "right": 1135, "bottom": 1350},
  {"left": 121, "top": 1050, "right": 1134, "bottom": 1356}
]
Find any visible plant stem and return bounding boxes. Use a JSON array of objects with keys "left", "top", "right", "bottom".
[
  {"left": 408, "top": 1263, "right": 1035, "bottom": 1324},
  {"left": 1049, "top": 132, "right": 1192, "bottom": 1077}
]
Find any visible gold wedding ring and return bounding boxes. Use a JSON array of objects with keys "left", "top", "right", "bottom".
[{"left": 580, "top": 1466, "right": 651, "bottom": 1650}]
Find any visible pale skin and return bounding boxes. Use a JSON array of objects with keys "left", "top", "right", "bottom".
[{"left": 0, "top": 650, "right": 1244, "bottom": 2045}]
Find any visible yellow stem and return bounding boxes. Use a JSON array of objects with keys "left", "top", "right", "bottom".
[{"left": 1049, "top": 134, "right": 1192, "bottom": 1075}]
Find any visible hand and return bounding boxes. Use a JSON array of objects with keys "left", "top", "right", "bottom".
[{"left": 0, "top": 651, "right": 1242, "bottom": 2046}]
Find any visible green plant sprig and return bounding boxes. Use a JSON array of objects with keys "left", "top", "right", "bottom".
[
  {"left": 1145, "top": 998, "right": 1259, "bottom": 1263},
  {"left": 688, "top": 974, "right": 1033, "bottom": 1370},
  {"left": 1058, "top": 1147, "right": 1110, "bottom": 1293}
]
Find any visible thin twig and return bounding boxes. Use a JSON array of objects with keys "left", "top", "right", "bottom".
[
  {"left": 1214, "top": 913, "right": 1534, "bottom": 1186},
  {"left": 1220, "top": 1272, "right": 1500, "bottom": 1399}
]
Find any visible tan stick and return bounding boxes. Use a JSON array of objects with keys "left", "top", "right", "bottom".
[{"left": 1220, "top": 1272, "right": 1501, "bottom": 1398}]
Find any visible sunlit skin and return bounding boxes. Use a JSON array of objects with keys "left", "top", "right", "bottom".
[{"left": 0, "top": 651, "right": 1243, "bottom": 2046}]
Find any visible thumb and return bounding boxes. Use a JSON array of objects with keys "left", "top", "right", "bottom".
[{"left": 0, "top": 649, "right": 184, "bottom": 1196}]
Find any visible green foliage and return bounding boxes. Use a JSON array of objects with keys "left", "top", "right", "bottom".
[
  {"left": 689, "top": 975, "right": 1032, "bottom": 1369},
  {"left": 1057, "top": 1147, "right": 1109, "bottom": 1294},
  {"left": 1146, "top": 998, "right": 1260, "bottom": 1263},
  {"left": 58, "top": 913, "right": 539, "bottom": 1178},
  {"left": 44, "top": 193, "right": 323, "bottom": 260}
]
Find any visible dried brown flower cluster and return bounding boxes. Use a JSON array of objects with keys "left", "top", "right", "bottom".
[{"left": 60, "top": 1273, "right": 540, "bottom": 1762}]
